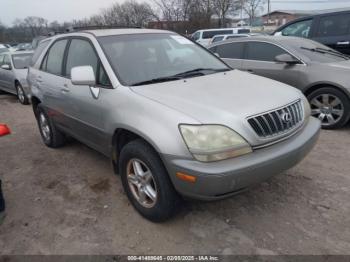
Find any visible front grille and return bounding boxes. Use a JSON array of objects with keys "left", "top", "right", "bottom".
[{"left": 248, "top": 100, "right": 304, "bottom": 138}]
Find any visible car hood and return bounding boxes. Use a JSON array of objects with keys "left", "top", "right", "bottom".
[
  {"left": 130, "top": 70, "right": 303, "bottom": 146},
  {"left": 326, "top": 60, "right": 350, "bottom": 69},
  {"left": 131, "top": 70, "right": 302, "bottom": 123}
]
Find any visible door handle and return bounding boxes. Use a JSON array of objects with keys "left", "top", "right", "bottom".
[
  {"left": 247, "top": 69, "right": 254, "bottom": 73},
  {"left": 337, "top": 41, "right": 350, "bottom": 45},
  {"left": 61, "top": 84, "right": 70, "bottom": 93},
  {"left": 37, "top": 76, "right": 43, "bottom": 83}
]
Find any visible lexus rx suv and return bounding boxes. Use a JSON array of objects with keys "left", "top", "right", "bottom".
[{"left": 28, "top": 29, "right": 321, "bottom": 222}]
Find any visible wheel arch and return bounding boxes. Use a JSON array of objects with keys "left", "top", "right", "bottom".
[
  {"left": 111, "top": 127, "right": 163, "bottom": 174},
  {"left": 31, "top": 96, "right": 42, "bottom": 117},
  {"left": 303, "top": 82, "right": 350, "bottom": 100}
]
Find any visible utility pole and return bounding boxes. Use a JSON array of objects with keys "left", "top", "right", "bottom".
[{"left": 267, "top": 0, "right": 271, "bottom": 25}]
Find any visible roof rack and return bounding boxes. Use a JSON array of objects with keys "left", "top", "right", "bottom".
[{"left": 67, "top": 25, "right": 143, "bottom": 32}]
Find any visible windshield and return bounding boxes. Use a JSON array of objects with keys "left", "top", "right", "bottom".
[
  {"left": 292, "top": 40, "right": 349, "bottom": 63},
  {"left": 12, "top": 53, "right": 33, "bottom": 69},
  {"left": 98, "top": 33, "right": 229, "bottom": 86}
]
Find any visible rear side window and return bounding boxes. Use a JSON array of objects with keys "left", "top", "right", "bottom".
[
  {"left": 317, "top": 14, "right": 350, "bottom": 37},
  {"left": 238, "top": 29, "right": 250, "bottom": 34},
  {"left": 212, "top": 36, "right": 224, "bottom": 43},
  {"left": 0, "top": 55, "right": 4, "bottom": 66},
  {"left": 246, "top": 42, "right": 288, "bottom": 62},
  {"left": 42, "top": 39, "right": 68, "bottom": 75},
  {"left": 31, "top": 40, "right": 50, "bottom": 66},
  {"left": 203, "top": 30, "right": 233, "bottom": 39},
  {"left": 65, "top": 39, "right": 98, "bottom": 77},
  {"left": 214, "top": 42, "right": 244, "bottom": 59}
]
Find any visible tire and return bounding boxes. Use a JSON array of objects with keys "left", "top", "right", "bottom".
[
  {"left": 16, "top": 83, "right": 29, "bottom": 105},
  {"left": 119, "top": 139, "right": 182, "bottom": 222},
  {"left": 36, "top": 105, "right": 66, "bottom": 148},
  {"left": 307, "top": 87, "right": 350, "bottom": 129}
]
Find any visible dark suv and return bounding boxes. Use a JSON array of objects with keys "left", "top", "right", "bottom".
[{"left": 273, "top": 8, "right": 350, "bottom": 55}]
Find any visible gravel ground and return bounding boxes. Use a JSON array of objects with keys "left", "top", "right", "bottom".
[{"left": 0, "top": 93, "right": 349, "bottom": 255}]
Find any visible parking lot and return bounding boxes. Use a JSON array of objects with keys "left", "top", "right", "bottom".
[{"left": 0, "top": 93, "right": 350, "bottom": 255}]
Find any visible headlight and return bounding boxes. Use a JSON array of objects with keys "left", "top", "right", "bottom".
[
  {"left": 302, "top": 96, "right": 311, "bottom": 121},
  {"left": 179, "top": 125, "right": 252, "bottom": 162}
]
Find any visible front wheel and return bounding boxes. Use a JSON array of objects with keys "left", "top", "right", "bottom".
[
  {"left": 307, "top": 87, "right": 350, "bottom": 129},
  {"left": 119, "top": 139, "right": 182, "bottom": 222},
  {"left": 16, "top": 83, "right": 29, "bottom": 105}
]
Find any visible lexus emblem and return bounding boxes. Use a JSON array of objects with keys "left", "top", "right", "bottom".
[{"left": 280, "top": 112, "right": 292, "bottom": 123}]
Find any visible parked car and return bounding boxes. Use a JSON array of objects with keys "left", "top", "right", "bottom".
[
  {"left": 13, "top": 43, "right": 32, "bottom": 51},
  {"left": 28, "top": 29, "right": 320, "bottom": 222},
  {"left": 191, "top": 28, "right": 251, "bottom": 46},
  {"left": 0, "top": 44, "right": 8, "bottom": 54},
  {"left": 0, "top": 51, "right": 34, "bottom": 104},
  {"left": 273, "top": 8, "right": 350, "bottom": 55},
  {"left": 210, "top": 33, "right": 262, "bottom": 45},
  {"left": 209, "top": 36, "right": 350, "bottom": 129}
]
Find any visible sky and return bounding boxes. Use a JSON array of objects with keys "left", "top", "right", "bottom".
[{"left": 1, "top": 0, "right": 350, "bottom": 26}]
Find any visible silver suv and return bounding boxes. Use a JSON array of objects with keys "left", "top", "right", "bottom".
[{"left": 28, "top": 29, "right": 321, "bottom": 222}]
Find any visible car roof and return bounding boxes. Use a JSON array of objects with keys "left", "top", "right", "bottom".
[
  {"left": 210, "top": 35, "right": 309, "bottom": 45},
  {"left": 1, "top": 50, "right": 34, "bottom": 56},
  {"left": 78, "top": 28, "right": 173, "bottom": 37}
]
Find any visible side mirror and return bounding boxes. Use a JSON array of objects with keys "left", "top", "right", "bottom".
[
  {"left": 275, "top": 53, "right": 300, "bottom": 65},
  {"left": 0, "top": 124, "right": 11, "bottom": 137},
  {"left": 274, "top": 31, "right": 283, "bottom": 36},
  {"left": 71, "top": 66, "right": 96, "bottom": 86},
  {"left": 1, "top": 64, "right": 11, "bottom": 70}
]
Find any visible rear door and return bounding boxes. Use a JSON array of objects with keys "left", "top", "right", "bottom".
[
  {"left": 209, "top": 42, "right": 244, "bottom": 69},
  {"left": 312, "top": 12, "right": 350, "bottom": 55},
  {"left": 242, "top": 41, "right": 305, "bottom": 88},
  {"left": 39, "top": 39, "right": 71, "bottom": 127}
]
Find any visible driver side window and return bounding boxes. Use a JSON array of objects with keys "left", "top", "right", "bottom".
[{"left": 282, "top": 19, "right": 313, "bottom": 38}]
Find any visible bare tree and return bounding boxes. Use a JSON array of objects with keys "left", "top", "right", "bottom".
[
  {"left": 242, "top": 0, "right": 265, "bottom": 26},
  {"left": 212, "top": 0, "right": 240, "bottom": 27}
]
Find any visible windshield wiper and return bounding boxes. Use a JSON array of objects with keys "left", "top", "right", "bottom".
[
  {"left": 131, "top": 76, "right": 181, "bottom": 86},
  {"left": 301, "top": 47, "right": 350, "bottom": 60},
  {"left": 174, "top": 68, "right": 230, "bottom": 78},
  {"left": 130, "top": 68, "right": 230, "bottom": 86}
]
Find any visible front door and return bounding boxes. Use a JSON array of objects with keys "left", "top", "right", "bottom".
[
  {"left": 1, "top": 54, "right": 16, "bottom": 92},
  {"left": 241, "top": 41, "right": 306, "bottom": 89},
  {"left": 61, "top": 38, "right": 112, "bottom": 154}
]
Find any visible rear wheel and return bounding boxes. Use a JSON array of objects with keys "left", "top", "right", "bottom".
[
  {"left": 16, "top": 83, "right": 29, "bottom": 105},
  {"left": 36, "top": 105, "right": 65, "bottom": 148},
  {"left": 119, "top": 139, "right": 182, "bottom": 222},
  {"left": 307, "top": 87, "right": 350, "bottom": 129}
]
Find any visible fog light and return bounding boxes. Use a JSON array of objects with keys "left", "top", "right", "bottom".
[{"left": 176, "top": 172, "right": 197, "bottom": 183}]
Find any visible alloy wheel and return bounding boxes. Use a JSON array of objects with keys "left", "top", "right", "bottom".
[
  {"left": 126, "top": 159, "right": 157, "bottom": 208},
  {"left": 39, "top": 113, "right": 51, "bottom": 142},
  {"left": 310, "top": 94, "right": 344, "bottom": 127},
  {"left": 17, "top": 85, "right": 25, "bottom": 104}
]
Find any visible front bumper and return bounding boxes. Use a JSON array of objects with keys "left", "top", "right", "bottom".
[{"left": 162, "top": 117, "right": 321, "bottom": 201}]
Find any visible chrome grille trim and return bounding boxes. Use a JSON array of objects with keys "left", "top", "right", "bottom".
[{"left": 247, "top": 100, "right": 304, "bottom": 138}]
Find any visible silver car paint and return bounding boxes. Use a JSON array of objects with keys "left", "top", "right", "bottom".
[
  {"left": 209, "top": 36, "right": 350, "bottom": 98},
  {"left": 0, "top": 51, "right": 33, "bottom": 98},
  {"left": 28, "top": 29, "right": 320, "bottom": 200}
]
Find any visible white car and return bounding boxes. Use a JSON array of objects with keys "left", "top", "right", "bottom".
[{"left": 191, "top": 28, "right": 251, "bottom": 46}]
